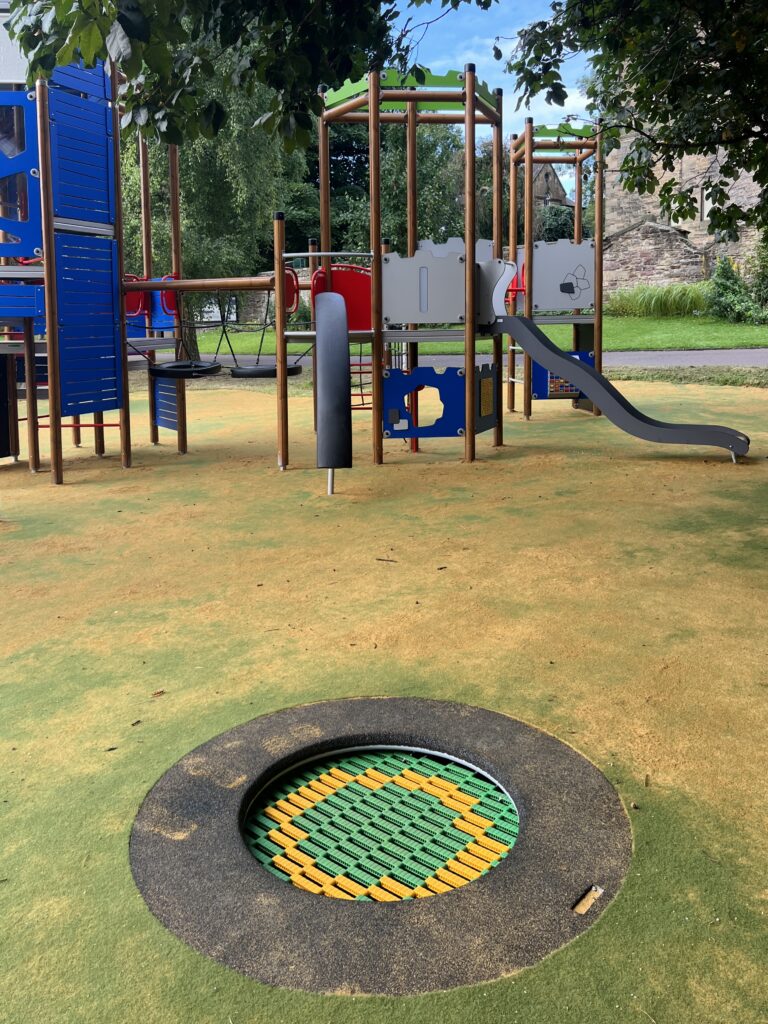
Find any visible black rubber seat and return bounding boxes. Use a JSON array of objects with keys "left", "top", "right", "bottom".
[
  {"left": 229, "top": 365, "right": 302, "bottom": 379},
  {"left": 149, "top": 360, "right": 222, "bottom": 379}
]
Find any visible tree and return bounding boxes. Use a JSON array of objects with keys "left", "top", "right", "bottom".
[
  {"left": 507, "top": 0, "right": 768, "bottom": 239},
  {"left": 335, "top": 124, "right": 466, "bottom": 253},
  {"left": 6, "top": 0, "right": 494, "bottom": 148},
  {"left": 120, "top": 80, "right": 313, "bottom": 332}
]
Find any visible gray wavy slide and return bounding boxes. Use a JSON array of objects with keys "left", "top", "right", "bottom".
[{"left": 496, "top": 315, "right": 750, "bottom": 458}]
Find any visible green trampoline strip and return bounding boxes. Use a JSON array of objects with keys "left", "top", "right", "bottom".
[{"left": 242, "top": 750, "right": 519, "bottom": 901}]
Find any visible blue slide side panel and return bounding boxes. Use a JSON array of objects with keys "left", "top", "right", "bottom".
[
  {"left": 532, "top": 349, "right": 595, "bottom": 400},
  {"left": 55, "top": 232, "right": 122, "bottom": 416},
  {"left": 51, "top": 61, "right": 111, "bottom": 100},
  {"left": 49, "top": 90, "right": 114, "bottom": 224},
  {"left": 154, "top": 378, "right": 178, "bottom": 431},
  {"left": 382, "top": 366, "right": 465, "bottom": 439},
  {"left": 0, "top": 92, "right": 43, "bottom": 258}
]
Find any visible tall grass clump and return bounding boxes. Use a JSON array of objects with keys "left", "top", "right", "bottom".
[{"left": 605, "top": 282, "right": 712, "bottom": 317}]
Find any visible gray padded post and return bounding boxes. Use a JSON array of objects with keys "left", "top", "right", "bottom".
[{"left": 315, "top": 292, "right": 353, "bottom": 469}]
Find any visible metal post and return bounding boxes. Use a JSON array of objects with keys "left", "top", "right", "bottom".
[
  {"left": 523, "top": 117, "right": 535, "bottom": 420},
  {"left": 491, "top": 87, "right": 503, "bottom": 447},
  {"left": 318, "top": 89, "right": 332, "bottom": 284},
  {"left": 508, "top": 134, "right": 518, "bottom": 412},
  {"left": 368, "top": 71, "right": 384, "bottom": 465},
  {"left": 274, "top": 213, "right": 288, "bottom": 469},
  {"left": 327, "top": 467, "right": 334, "bottom": 496},
  {"left": 406, "top": 99, "right": 419, "bottom": 453},
  {"left": 308, "top": 237, "right": 319, "bottom": 431},
  {"left": 168, "top": 144, "right": 187, "bottom": 452},
  {"left": 594, "top": 121, "right": 604, "bottom": 415},
  {"left": 22, "top": 318, "right": 39, "bottom": 471},
  {"left": 139, "top": 133, "right": 158, "bottom": 444},
  {"left": 463, "top": 64, "right": 477, "bottom": 462},
  {"left": 36, "top": 79, "right": 63, "bottom": 484},
  {"left": 110, "top": 66, "right": 132, "bottom": 468}
]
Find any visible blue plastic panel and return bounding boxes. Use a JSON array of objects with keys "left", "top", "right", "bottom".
[
  {"left": 0, "top": 91, "right": 42, "bottom": 258},
  {"left": 154, "top": 378, "right": 178, "bottom": 431},
  {"left": 51, "top": 61, "right": 111, "bottom": 100},
  {"left": 55, "top": 232, "right": 122, "bottom": 416},
  {"left": 149, "top": 285, "right": 176, "bottom": 330},
  {"left": 49, "top": 89, "right": 114, "bottom": 224},
  {"left": 532, "top": 349, "right": 595, "bottom": 400},
  {"left": 0, "top": 283, "right": 45, "bottom": 323},
  {"left": 382, "top": 366, "right": 465, "bottom": 439}
]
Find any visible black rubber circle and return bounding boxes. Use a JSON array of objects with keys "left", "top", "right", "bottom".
[
  {"left": 229, "top": 364, "right": 302, "bottom": 379},
  {"left": 148, "top": 360, "right": 222, "bottom": 379},
  {"left": 130, "top": 698, "right": 632, "bottom": 995}
]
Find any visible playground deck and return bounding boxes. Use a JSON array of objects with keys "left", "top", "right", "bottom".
[{"left": 1, "top": 382, "right": 767, "bottom": 1023}]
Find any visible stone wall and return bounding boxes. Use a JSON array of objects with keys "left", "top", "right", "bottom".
[{"left": 603, "top": 136, "right": 761, "bottom": 291}]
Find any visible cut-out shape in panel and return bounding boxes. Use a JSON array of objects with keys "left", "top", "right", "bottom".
[
  {"left": 0, "top": 105, "right": 25, "bottom": 159},
  {"left": 0, "top": 170, "right": 28, "bottom": 221}
]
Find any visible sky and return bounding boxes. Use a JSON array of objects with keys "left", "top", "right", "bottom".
[{"left": 394, "top": 0, "right": 592, "bottom": 142}]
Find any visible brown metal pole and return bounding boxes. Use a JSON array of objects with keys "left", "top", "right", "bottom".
[
  {"left": 139, "top": 133, "right": 158, "bottom": 444},
  {"left": 123, "top": 275, "right": 275, "bottom": 294},
  {"left": 318, "top": 90, "right": 332, "bottom": 283},
  {"left": 274, "top": 213, "right": 288, "bottom": 469},
  {"left": 323, "top": 93, "right": 371, "bottom": 120},
  {"left": 593, "top": 121, "right": 604, "bottom": 415},
  {"left": 22, "top": 319, "right": 39, "bottom": 471},
  {"left": 339, "top": 112, "right": 494, "bottom": 125},
  {"left": 308, "top": 237, "right": 319, "bottom": 431},
  {"left": 36, "top": 79, "right": 63, "bottom": 483},
  {"left": 463, "top": 64, "right": 477, "bottom": 462},
  {"left": 368, "top": 71, "right": 384, "bottom": 465},
  {"left": 168, "top": 144, "right": 187, "bottom": 453},
  {"left": 110, "top": 65, "right": 132, "bottom": 468},
  {"left": 406, "top": 99, "right": 419, "bottom": 454},
  {"left": 491, "top": 88, "right": 503, "bottom": 448},
  {"left": 70, "top": 415, "right": 81, "bottom": 446},
  {"left": 508, "top": 136, "right": 519, "bottom": 412},
  {"left": 523, "top": 118, "right": 535, "bottom": 420}
]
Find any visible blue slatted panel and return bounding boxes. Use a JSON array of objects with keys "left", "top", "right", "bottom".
[
  {"left": 55, "top": 233, "right": 121, "bottom": 416},
  {"left": 0, "top": 283, "right": 45, "bottom": 322},
  {"left": 154, "top": 378, "right": 178, "bottom": 431},
  {"left": 49, "top": 90, "right": 114, "bottom": 224},
  {"left": 51, "top": 61, "right": 111, "bottom": 100}
]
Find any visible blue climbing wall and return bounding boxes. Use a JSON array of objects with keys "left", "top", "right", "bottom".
[
  {"left": 55, "top": 232, "right": 122, "bottom": 416},
  {"left": 47, "top": 63, "right": 122, "bottom": 418}
]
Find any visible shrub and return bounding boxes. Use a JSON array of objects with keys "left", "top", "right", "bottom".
[
  {"left": 604, "top": 282, "right": 712, "bottom": 317},
  {"left": 744, "top": 236, "right": 768, "bottom": 309},
  {"left": 708, "top": 258, "right": 768, "bottom": 324}
]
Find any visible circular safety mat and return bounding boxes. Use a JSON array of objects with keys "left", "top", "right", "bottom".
[
  {"left": 130, "top": 698, "right": 632, "bottom": 994},
  {"left": 241, "top": 748, "right": 520, "bottom": 900}
]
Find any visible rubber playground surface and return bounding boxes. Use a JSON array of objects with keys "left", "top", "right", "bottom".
[{"left": 1, "top": 381, "right": 767, "bottom": 1023}]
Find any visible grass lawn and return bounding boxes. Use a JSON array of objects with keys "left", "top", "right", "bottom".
[
  {"left": 198, "top": 316, "right": 768, "bottom": 356},
  {"left": 2, "top": 383, "right": 767, "bottom": 1023}
]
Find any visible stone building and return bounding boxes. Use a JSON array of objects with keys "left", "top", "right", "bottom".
[
  {"left": 532, "top": 165, "right": 574, "bottom": 209},
  {"left": 603, "top": 137, "right": 761, "bottom": 292}
]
